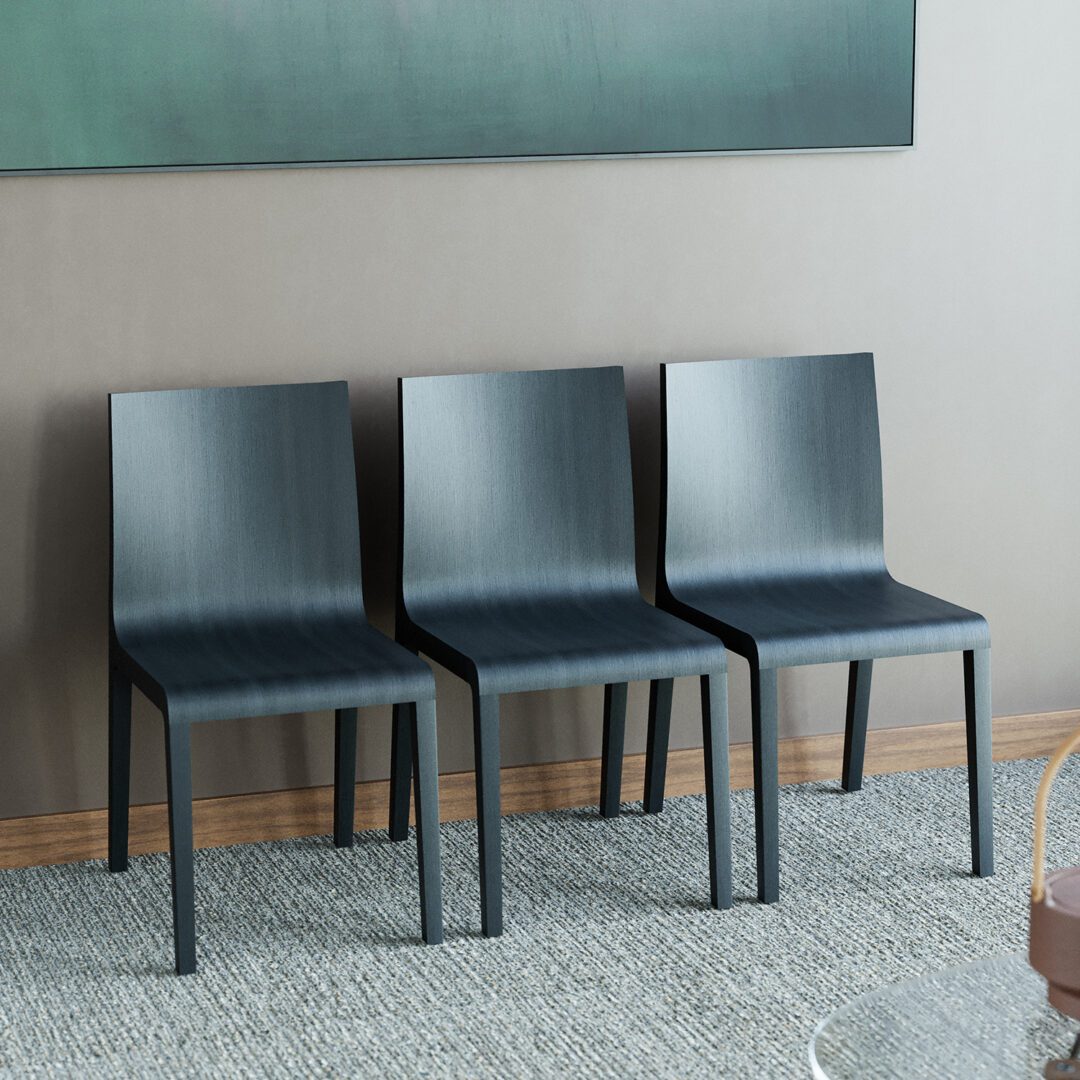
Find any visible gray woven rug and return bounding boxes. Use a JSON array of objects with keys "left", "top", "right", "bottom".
[{"left": 1, "top": 757, "right": 1075, "bottom": 1078}]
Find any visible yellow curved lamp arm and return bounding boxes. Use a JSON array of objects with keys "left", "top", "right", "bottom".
[{"left": 1032, "top": 728, "right": 1080, "bottom": 903}]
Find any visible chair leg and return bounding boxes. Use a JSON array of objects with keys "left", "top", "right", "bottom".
[
  {"left": 599, "top": 682, "right": 628, "bottom": 818},
  {"left": 472, "top": 691, "right": 502, "bottom": 937},
  {"left": 108, "top": 665, "right": 132, "bottom": 873},
  {"left": 964, "top": 648, "right": 995, "bottom": 877},
  {"left": 701, "top": 672, "right": 732, "bottom": 910},
  {"left": 334, "top": 708, "right": 358, "bottom": 848},
  {"left": 411, "top": 699, "right": 444, "bottom": 944},
  {"left": 841, "top": 660, "right": 873, "bottom": 792},
  {"left": 644, "top": 678, "right": 674, "bottom": 814},
  {"left": 751, "top": 666, "right": 780, "bottom": 904},
  {"left": 164, "top": 721, "right": 196, "bottom": 975},
  {"left": 388, "top": 702, "right": 413, "bottom": 842}
]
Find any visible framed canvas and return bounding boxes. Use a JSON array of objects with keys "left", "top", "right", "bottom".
[{"left": 0, "top": 0, "right": 917, "bottom": 175}]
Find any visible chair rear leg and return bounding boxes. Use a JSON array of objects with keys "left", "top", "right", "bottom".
[
  {"left": 388, "top": 703, "right": 413, "bottom": 841},
  {"left": 164, "top": 720, "right": 196, "bottom": 975},
  {"left": 108, "top": 664, "right": 132, "bottom": 873},
  {"left": 700, "top": 672, "right": 732, "bottom": 910},
  {"left": 334, "top": 708, "right": 358, "bottom": 848},
  {"left": 841, "top": 660, "right": 873, "bottom": 792},
  {"left": 411, "top": 699, "right": 444, "bottom": 944},
  {"left": 751, "top": 667, "right": 780, "bottom": 904},
  {"left": 964, "top": 648, "right": 995, "bottom": 877},
  {"left": 472, "top": 691, "right": 502, "bottom": 937},
  {"left": 600, "top": 682, "right": 628, "bottom": 818},
  {"left": 644, "top": 678, "right": 674, "bottom": 813}
]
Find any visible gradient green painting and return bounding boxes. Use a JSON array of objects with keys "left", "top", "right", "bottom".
[{"left": 0, "top": 0, "right": 916, "bottom": 173}]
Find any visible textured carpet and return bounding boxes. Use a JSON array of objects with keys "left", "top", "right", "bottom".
[{"left": 1, "top": 756, "right": 1076, "bottom": 1078}]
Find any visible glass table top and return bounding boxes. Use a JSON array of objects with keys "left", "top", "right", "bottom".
[{"left": 810, "top": 953, "right": 1080, "bottom": 1079}]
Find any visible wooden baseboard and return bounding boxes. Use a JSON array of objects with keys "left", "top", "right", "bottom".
[{"left": 2, "top": 708, "right": 1076, "bottom": 871}]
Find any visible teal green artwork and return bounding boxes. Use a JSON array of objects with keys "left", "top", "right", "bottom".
[{"left": 0, "top": 1, "right": 915, "bottom": 173}]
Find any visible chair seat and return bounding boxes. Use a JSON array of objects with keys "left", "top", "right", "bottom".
[
  {"left": 116, "top": 617, "right": 435, "bottom": 723},
  {"left": 403, "top": 593, "right": 727, "bottom": 696},
  {"left": 664, "top": 572, "right": 989, "bottom": 669}
]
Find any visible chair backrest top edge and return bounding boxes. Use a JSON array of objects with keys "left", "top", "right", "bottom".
[
  {"left": 399, "top": 364, "right": 623, "bottom": 389},
  {"left": 662, "top": 352, "right": 873, "bottom": 375},
  {"left": 109, "top": 379, "right": 348, "bottom": 402}
]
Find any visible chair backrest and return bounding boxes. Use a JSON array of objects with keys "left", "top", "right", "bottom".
[
  {"left": 109, "top": 381, "right": 365, "bottom": 640},
  {"left": 398, "top": 366, "right": 639, "bottom": 615},
  {"left": 659, "top": 353, "right": 886, "bottom": 595}
]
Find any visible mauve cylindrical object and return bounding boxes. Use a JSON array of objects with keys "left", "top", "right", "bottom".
[{"left": 1030, "top": 868, "right": 1080, "bottom": 1019}]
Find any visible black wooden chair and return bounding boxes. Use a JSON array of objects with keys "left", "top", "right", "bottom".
[
  {"left": 389, "top": 366, "right": 730, "bottom": 936},
  {"left": 651, "top": 353, "right": 994, "bottom": 903},
  {"left": 108, "top": 381, "right": 443, "bottom": 974}
]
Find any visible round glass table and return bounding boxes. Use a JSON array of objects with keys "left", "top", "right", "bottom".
[{"left": 810, "top": 953, "right": 1080, "bottom": 1079}]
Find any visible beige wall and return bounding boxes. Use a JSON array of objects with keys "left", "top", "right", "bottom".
[{"left": 2, "top": 2, "right": 1079, "bottom": 820}]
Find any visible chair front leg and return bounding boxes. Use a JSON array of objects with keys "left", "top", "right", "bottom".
[
  {"left": 751, "top": 666, "right": 780, "bottom": 904},
  {"left": 472, "top": 691, "right": 502, "bottom": 937},
  {"left": 700, "top": 672, "right": 732, "bottom": 909},
  {"left": 599, "top": 682, "right": 628, "bottom": 818},
  {"left": 643, "top": 678, "right": 674, "bottom": 813},
  {"left": 108, "top": 663, "right": 132, "bottom": 873},
  {"left": 164, "top": 719, "right": 196, "bottom": 975},
  {"left": 334, "top": 708, "right": 358, "bottom": 848},
  {"left": 841, "top": 659, "right": 873, "bottom": 792},
  {"left": 964, "top": 648, "right": 995, "bottom": 877},
  {"left": 411, "top": 699, "right": 444, "bottom": 944},
  {"left": 388, "top": 702, "right": 413, "bottom": 842}
]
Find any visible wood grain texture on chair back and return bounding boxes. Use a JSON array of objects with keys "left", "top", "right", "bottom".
[
  {"left": 398, "top": 366, "right": 639, "bottom": 615},
  {"left": 659, "top": 353, "right": 886, "bottom": 595},
  {"left": 109, "top": 381, "right": 365, "bottom": 640}
]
